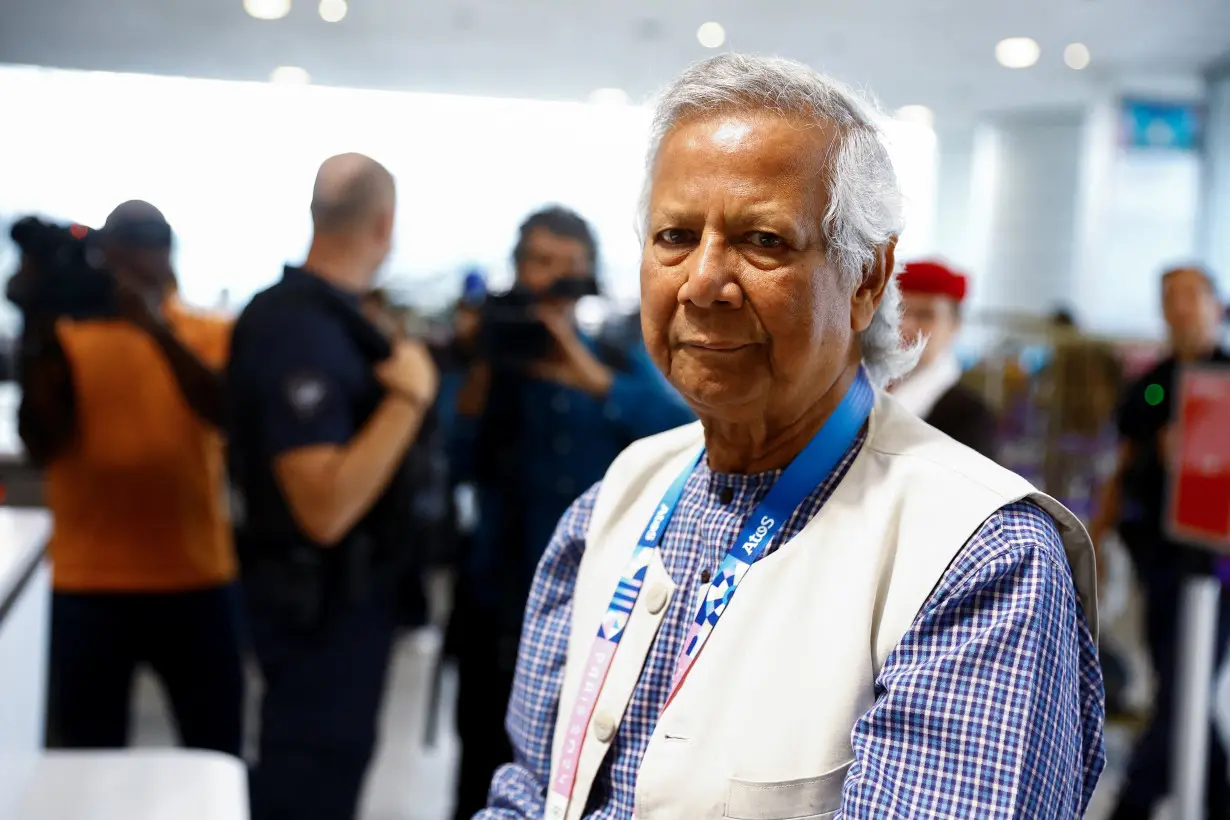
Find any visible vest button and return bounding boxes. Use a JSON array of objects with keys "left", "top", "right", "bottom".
[
  {"left": 645, "top": 584, "right": 670, "bottom": 615},
  {"left": 592, "top": 713, "right": 617, "bottom": 743}
]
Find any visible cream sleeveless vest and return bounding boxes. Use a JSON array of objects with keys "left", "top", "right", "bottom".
[{"left": 545, "top": 391, "right": 1097, "bottom": 820}]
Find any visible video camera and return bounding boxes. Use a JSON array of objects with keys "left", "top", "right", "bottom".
[
  {"left": 7, "top": 217, "right": 117, "bottom": 320},
  {"left": 479, "top": 276, "right": 599, "bottom": 369}
]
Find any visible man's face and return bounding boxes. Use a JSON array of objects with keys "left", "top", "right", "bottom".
[
  {"left": 900, "top": 293, "right": 959, "bottom": 367},
  {"left": 516, "top": 227, "right": 591, "bottom": 301},
  {"left": 1163, "top": 268, "right": 1221, "bottom": 352},
  {"left": 640, "top": 112, "right": 887, "bottom": 424}
]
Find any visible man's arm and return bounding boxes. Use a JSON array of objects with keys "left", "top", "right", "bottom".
[
  {"left": 840, "top": 502, "right": 1105, "bottom": 818},
  {"left": 16, "top": 319, "right": 76, "bottom": 466},
  {"left": 253, "top": 316, "right": 437, "bottom": 546},
  {"left": 477, "top": 483, "right": 598, "bottom": 819}
]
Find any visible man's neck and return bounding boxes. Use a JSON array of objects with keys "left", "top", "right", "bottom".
[
  {"left": 303, "top": 241, "right": 371, "bottom": 294},
  {"left": 702, "top": 362, "right": 859, "bottom": 474}
]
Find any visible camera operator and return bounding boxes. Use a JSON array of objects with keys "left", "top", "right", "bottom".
[
  {"left": 12, "top": 201, "right": 244, "bottom": 754},
  {"left": 442, "top": 206, "right": 693, "bottom": 820},
  {"left": 227, "top": 153, "right": 437, "bottom": 820}
]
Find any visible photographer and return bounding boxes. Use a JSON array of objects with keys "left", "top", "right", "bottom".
[
  {"left": 227, "top": 154, "right": 437, "bottom": 820},
  {"left": 12, "top": 201, "right": 244, "bottom": 755},
  {"left": 443, "top": 206, "right": 693, "bottom": 820}
]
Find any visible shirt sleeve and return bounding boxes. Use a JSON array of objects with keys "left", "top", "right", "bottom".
[
  {"left": 839, "top": 501, "right": 1106, "bottom": 818},
  {"left": 477, "top": 482, "right": 599, "bottom": 819},
  {"left": 602, "top": 343, "right": 695, "bottom": 441},
  {"left": 252, "top": 312, "right": 357, "bottom": 458}
]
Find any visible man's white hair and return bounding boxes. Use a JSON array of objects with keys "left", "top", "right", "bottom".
[{"left": 641, "top": 53, "right": 920, "bottom": 387}]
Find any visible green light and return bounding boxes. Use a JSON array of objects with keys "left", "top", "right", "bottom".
[{"left": 1145, "top": 383, "right": 1165, "bottom": 406}]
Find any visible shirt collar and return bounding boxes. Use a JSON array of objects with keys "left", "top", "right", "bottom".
[{"left": 282, "top": 264, "right": 362, "bottom": 309}]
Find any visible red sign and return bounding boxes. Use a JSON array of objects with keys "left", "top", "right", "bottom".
[{"left": 1167, "top": 365, "right": 1230, "bottom": 550}]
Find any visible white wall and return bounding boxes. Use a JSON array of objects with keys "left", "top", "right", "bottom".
[
  {"left": 1202, "top": 66, "right": 1230, "bottom": 287},
  {"left": 975, "top": 110, "right": 1086, "bottom": 316}
]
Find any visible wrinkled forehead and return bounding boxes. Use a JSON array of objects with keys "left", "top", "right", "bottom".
[
  {"left": 644, "top": 112, "right": 839, "bottom": 227},
  {"left": 652, "top": 110, "right": 836, "bottom": 180}
]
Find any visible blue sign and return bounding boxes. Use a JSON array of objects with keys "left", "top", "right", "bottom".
[{"left": 1120, "top": 98, "right": 1203, "bottom": 151}]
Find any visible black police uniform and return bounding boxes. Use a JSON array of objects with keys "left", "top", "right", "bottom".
[
  {"left": 1110, "top": 346, "right": 1230, "bottom": 820},
  {"left": 228, "top": 266, "right": 418, "bottom": 820}
]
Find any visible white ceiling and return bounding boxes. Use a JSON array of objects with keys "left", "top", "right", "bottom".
[{"left": 2, "top": 0, "right": 1229, "bottom": 118}]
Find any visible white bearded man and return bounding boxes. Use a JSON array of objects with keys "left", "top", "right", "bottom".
[{"left": 475, "top": 55, "right": 1104, "bottom": 820}]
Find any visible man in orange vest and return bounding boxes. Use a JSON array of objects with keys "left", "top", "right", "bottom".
[{"left": 14, "top": 201, "right": 243, "bottom": 754}]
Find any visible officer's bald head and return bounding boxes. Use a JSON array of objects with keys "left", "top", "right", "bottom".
[{"left": 310, "top": 153, "right": 395, "bottom": 236}]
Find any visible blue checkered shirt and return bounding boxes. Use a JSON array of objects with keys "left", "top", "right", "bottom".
[{"left": 476, "top": 432, "right": 1106, "bottom": 818}]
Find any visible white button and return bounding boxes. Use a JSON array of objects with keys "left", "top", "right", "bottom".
[
  {"left": 645, "top": 584, "right": 670, "bottom": 615},
  {"left": 592, "top": 713, "right": 616, "bottom": 743}
]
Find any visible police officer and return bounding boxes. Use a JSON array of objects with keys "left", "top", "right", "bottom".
[
  {"left": 228, "top": 153, "right": 438, "bottom": 820},
  {"left": 1093, "top": 265, "right": 1230, "bottom": 820}
]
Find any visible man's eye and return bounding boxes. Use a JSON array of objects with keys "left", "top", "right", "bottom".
[
  {"left": 656, "top": 228, "right": 694, "bottom": 246},
  {"left": 746, "top": 231, "right": 785, "bottom": 249}
]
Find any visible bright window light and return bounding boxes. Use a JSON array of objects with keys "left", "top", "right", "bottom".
[
  {"left": 269, "top": 66, "right": 310, "bottom": 84},
  {"left": 588, "top": 88, "right": 630, "bottom": 106},
  {"left": 896, "top": 105, "right": 934, "bottom": 129},
  {"left": 0, "top": 65, "right": 938, "bottom": 317}
]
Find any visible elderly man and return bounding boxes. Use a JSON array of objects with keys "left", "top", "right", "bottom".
[
  {"left": 479, "top": 55, "right": 1103, "bottom": 819},
  {"left": 890, "top": 259, "right": 998, "bottom": 457}
]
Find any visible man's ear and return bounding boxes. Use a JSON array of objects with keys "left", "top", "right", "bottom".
[{"left": 850, "top": 237, "right": 896, "bottom": 333}]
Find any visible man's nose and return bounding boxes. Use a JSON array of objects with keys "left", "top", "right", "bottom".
[{"left": 681, "top": 233, "right": 744, "bottom": 309}]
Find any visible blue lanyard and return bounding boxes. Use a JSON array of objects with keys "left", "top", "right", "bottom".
[
  {"left": 549, "top": 368, "right": 874, "bottom": 814},
  {"left": 597, "top": 367, "right": 874, "bottom": 648}
]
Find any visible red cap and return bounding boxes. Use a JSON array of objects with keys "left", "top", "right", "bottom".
[{"left": 897, "top": 260, "right": 968, "bottom": 303}]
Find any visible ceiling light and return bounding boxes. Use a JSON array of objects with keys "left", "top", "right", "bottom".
[
  {"left": 318, "top": 0, "right": 346, "bottom": 22},
  {"left": 270, "top": 66, "right": 310, "bottom": 84},
  {"left": 995, "top": 37, "right": 1041, "bottom": 69},
  {"left": 697, "top": 21, "right": 726, "bottom": 49},
  {"left": 1064, "top": 42, "right": 1091, "bottom": 70},
  {"left": 896, "top": 104, "right": 934, "bottom": 128},
  {"left": 244, "top": 0, "right": 291, "bottom": 21},
  {"left": 588, "top": 88, "right": 630, "bottom": 106}
]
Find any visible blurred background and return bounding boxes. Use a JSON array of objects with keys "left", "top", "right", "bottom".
[{"left": 1, "top": 0, "right": 1229, "bottom": 818}]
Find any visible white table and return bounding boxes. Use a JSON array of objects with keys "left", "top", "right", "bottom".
[
  {"left": 0, "top": 508, "right": 51, "bottom": 820},
  {"left": 17, "top": 750, "right": 249, "bottom": 820}
]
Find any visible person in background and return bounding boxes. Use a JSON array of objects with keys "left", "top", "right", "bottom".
[
  {"left": 228, "top": 153, "right": 438, "bottom": 820},
  {"left": 1092, "top": 265, "right": 1230, "bottom": 820},
  {"left": 443, "top": 206, "right": 693, "bottom": 820},
  {"left": 890, "top": 259, "right": 998, "bottom": 457},
  {"left": 15, "top": 200, "right": 243, "bottom": 754}
]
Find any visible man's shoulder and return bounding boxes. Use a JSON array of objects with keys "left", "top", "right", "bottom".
[
  {"left": 232, "top": 284, "right": 354, "bottom": 362},
  {"left": 873, "top": 392, "right": 1029, "bottom": 498}
]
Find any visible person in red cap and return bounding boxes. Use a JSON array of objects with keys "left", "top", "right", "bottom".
[{"left": 890, "top": 260, "right": 998, "bottom": 457}]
